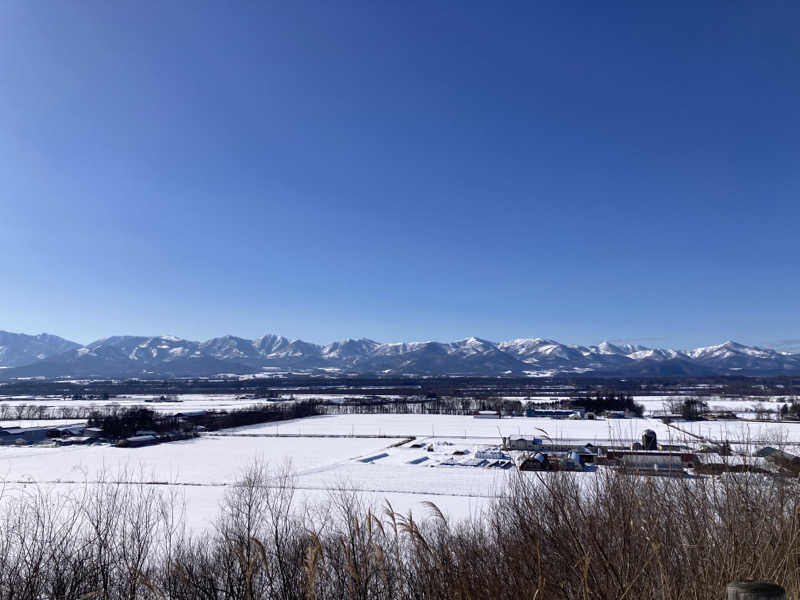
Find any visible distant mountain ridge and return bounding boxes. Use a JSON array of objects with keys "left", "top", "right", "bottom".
[
  {"left": 0, "top": 332, "right": 81, "bottom": 368},
  {"left": 1, "top": 331, "right": 799, "bottom": 378}
]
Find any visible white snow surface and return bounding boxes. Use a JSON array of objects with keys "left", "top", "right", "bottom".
[
  {"left": 2, "top": 412, "right": 800, "bottom": 531},
  {"left": 0, "top": 425, "right": 512, "bottom": 530}
]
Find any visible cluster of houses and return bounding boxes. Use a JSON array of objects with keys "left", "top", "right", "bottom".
[
  {"left": 501, "top": 429, "right": 800, "bottom": 477},
  {"left": 115, "top": 430, "right": 197, "bottom": 447},
  {"left": 473, "top": 408, "right": 631, "bottom": 420},
  {"left": 0, "top": 423, "right": 104, "bottom": 446},
  {"left": 113, "top": 410, "right": 209, "bottom": 447},
  {"left": 0, "top": 410, "right": 211, "bottom": 448},
  {"left": 144, "top": 395, "right": 182, "bottom": 403}
]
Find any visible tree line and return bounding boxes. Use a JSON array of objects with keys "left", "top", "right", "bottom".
[{"left": 87, "top": 402, "right": 321, "bottom": 439}]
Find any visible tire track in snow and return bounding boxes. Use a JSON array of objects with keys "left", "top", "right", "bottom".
[{"left": 0, "top": 479, "right": 502, "bottom": 499}]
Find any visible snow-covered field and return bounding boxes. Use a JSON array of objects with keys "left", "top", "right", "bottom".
[
  {"left": 2, "top": 392, "right": 795, "bottom": 415},
  {"left": 2, "top": 412, "right": 800, "bottom": 530},
  {"left": 661, "top": 419, "right": 800, "bottom": 444},
  {"left": 0, "top": 431, "right": 501, "bottom": 529},
  {"left": 0, "top": 393, "right": 399, "bottom": 417},
  {"left": 0, "top": 394, "right": 253, "bottom": 414},
  {"left": 0, "top": 436, "right": 401, "bottom": 484},
  {"left": 632, "top": 395, "right": 794, "bottom": 416},
  {"left": 232, "top": 413, "right": 678, "bottom": 445}
]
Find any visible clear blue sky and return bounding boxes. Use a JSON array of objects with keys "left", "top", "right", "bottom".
[{"left": 1, "top": 1, "right": 798, "bottom": 350}]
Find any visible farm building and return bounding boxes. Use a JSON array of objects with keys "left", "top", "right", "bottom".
[
  {"left": 754, "top": 446, "right": 782, "bottom": 458},
  {"left": 525, "top": 408, "right": 580, "bottom": 418},
  {"left": 473, "top": 410, "right": 500, "bottom": 419},
  {"left": 518, "top": 452, "right": 550, "bottom": 471},
  {"left": 54, "top": 436, "right": 93, "bottom": 447},
  {"left": 503, "top": 435, "right": 544, "bottom": 451},
  {"left": 605, "top": 410, "right": 628, "bottom": 419},
  {"left": 175, "top": 410, "right": 207, "bottom": 419},
  {"left": 117, "top": 434, "right": 159, "bottom": 448},
  {"left": 0, "top": 425, "right": 52, "bottom": 445},
  {"left": 693, "top": 454, "right": 769, "bottom": 475},
  {"left": 176, "top": 410, "right": 209, "bottom": 430},
  {"left": 756, "top": 447, "right": 800, "bottom": 475},
  {"left": 49, "top": 424, "right": 86, "bottom": 437},
  {"left": 517, "top": 441, "right": 598, "bottom": 456},
  {"left": 475, "top": 448, "right": 510, "bottom": 460},
  {"left": 518, "top": 451, "right": 586, "bottom": 472},
  {"left": 605, "top": 450, "right": 698, "bottom": 475}
]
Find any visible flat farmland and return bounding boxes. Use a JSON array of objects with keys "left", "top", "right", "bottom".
[{"left": 2, "top": 412, "right": 799, "bottom": 531}]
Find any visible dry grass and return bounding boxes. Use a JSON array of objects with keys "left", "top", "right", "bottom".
[{"left": 0, "top": 463, "right": 796, "bottom": 599}]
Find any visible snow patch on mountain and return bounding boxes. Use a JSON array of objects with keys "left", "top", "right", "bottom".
[{"left": 1, "top": 331, "right": 799, "bottom": 377}]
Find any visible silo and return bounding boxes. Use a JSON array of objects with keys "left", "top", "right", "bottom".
[{"left": 642, "top": 429, "right": 657, "bottom": 451}]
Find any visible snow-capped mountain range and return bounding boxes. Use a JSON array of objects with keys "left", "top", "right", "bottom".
[
  {"left": 0, "top": 332, "right": 80, "bottom": 368},
  {"left": 1, "top": 330, "right": 799, "bottom": 378}
]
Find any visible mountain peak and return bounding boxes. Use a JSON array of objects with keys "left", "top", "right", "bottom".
[
  {"left": 1, "top": 331, "right": 799, "bottom": 377},
  {"left": 595, "top": 341, "right": 623, "bottom": 354},
  {"left": 0, "top": 331, "right": 82, "bottom": 368},
  {"left": 458, "top": 336, "right": 493, "bottom": 345}
]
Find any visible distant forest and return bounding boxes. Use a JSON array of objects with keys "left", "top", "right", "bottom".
[{"left": 1, "top": 374, "right": 798, "bottom": 399}]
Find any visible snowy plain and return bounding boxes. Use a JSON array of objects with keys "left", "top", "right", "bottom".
[
  {"left": 2, "top": 406, "right": 800, "bottom": 531},
  {"left": 1, "top": 392, "right": 795, "bottom": 418},
  {"left": 0, "top": 431, "right": 501, "bottom": 530}
]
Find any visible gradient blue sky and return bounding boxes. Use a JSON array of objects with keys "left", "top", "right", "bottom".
[{"left": 1, "top": 1, "right": 799, "bottom": 349}]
